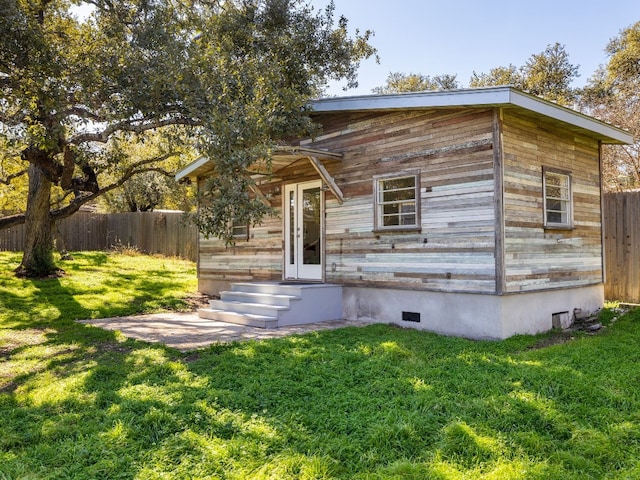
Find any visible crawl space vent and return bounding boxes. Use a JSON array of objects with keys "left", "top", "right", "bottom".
[{"left": 402, "top": 311, "right": 421, "bottom": 323}]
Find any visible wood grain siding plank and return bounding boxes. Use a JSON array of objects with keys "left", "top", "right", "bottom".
[{"left": 492, "top": 108, "right": 506, "bottom": 294}]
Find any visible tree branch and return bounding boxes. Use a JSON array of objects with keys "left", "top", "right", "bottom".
[
  {"left": 0, "top": 212, "right": 26, "bottom": 230},
  {"left": 67, "top": 115, "right": 201, "bottom": 145},
  {"left": 50, "top": 157, "right": 175, "bottom": 221},
  {"left": 0, "top": 169, "right": 28, "bottom": 185},
  {"left": 63, "top": 106, "right": 104, "bottom": 122},
  {"left": 0, "top": 152, "right": 179, "bottom": 230}
]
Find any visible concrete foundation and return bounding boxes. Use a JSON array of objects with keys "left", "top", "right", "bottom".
[
  {"left": 343, "top": 284, "right": 604, "bottom": 339},
  {"left": 198, "top": 278, "right": 232, "bottom": 297}
]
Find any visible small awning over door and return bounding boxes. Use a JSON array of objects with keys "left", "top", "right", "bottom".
[
  {"left": 270, "top": 147, "right": 344, "bottom": 204},
  {"left": 175, "top": 146, "right": 345, "bottom": 204}
]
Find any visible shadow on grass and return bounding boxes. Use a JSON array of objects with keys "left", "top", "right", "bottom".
[{"left": 2, "top": 298, "right": 640, "bottom": 478}]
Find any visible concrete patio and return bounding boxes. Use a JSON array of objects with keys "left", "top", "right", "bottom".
[{"left": 79, "top": 312, "right": 368, "bottom": 351}]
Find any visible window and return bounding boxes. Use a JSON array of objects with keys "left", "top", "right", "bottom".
[
  {"left": 231, "top": 220, "right": 249, "bottom": 240},
  {"left": 543, "top": 168, "right": 572, "bottom": 228},
  {"left": 374, "top": 172, "right": 420, "bottom": 230}
]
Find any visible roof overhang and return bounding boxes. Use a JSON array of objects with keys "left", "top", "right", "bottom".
[
  {"left": 310, "top": 86, "right": 633, "bottom": 145},
  {"left": 175, "top": 156, "right": 211, "bottom": 181},
  {"left": 175, "top": 146, "right": 343, "bottom": 182}
]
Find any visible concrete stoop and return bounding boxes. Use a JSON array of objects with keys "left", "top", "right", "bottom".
[{"left": 198, "top": 282, "right": 343, "bottom": 328}]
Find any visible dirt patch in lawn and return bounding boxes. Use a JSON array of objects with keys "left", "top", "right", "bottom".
[{"left": 527, "top": 330, "right": 577, "bottom": 350}]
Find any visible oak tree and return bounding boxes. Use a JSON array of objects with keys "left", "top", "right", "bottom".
[{"left": 0, "top": 0, "right": 376, "bottom": 275}]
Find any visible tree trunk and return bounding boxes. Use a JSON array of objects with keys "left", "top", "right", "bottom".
[{"left": 17, "top": 164, "right": 57, "bottom": 277}]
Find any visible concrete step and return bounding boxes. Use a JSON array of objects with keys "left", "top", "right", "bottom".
[
  {"left": 220, "top": 290, "right": 300, "bottom": 307},
  {"left": 209, "top": 299, "right": 288, "bottom": 317},
  {"left": 230, "top": 282, "right": 308, "bottom": 296},
  {"left": 198, "top": 282, "right": 343, "bottom": 328},
  {"left": 198, "top": 308, "right": 278, "bottom": 329}
]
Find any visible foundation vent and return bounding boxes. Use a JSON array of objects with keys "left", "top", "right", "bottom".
[
  {"left": 552, "top": 311, "right": 569, "bottom": 329},
  {"left": 402, "top": 311, "right": 421, "bottom": 323}
]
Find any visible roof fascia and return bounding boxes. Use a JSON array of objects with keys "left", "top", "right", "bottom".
[
  {"left": 507, "top": 89, "right": 633, "bottom": 144},
  {"left": 175, "top": 156, "right": 210, "bottom": 181}
]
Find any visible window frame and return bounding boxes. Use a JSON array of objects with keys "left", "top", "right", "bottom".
[
  {"left": 542, "top": 167, "right": 573, "bottom": 229},
  {"left": 373, "top": 171, "right": 421, "bottom": 232},
  {"left": 231, "top": 219, "right": 250, "bottom": 241}
]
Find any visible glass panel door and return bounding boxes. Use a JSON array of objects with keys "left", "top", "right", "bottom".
[{"left": 284, "top": 181, "right": 323, "bottom": 280}]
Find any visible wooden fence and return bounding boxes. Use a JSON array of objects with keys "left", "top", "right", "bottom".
[
  {"left": 0, "top": 211, "right": 198, "bottom": 261},
  {"left": 603, "top": 192, "right": 640, "bottom": 303}
]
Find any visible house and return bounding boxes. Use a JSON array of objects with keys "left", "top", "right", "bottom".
[{"left": 176, "top": 86, "right": 633, "bottom": 339}]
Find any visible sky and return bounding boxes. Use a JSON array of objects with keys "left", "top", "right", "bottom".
[{"left": 313, "top": 0, "right": 640, "bottom": 96}]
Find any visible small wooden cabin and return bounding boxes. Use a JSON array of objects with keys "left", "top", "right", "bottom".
[{"left": 177, "top": 87, "right": 632, "bottom": 339}]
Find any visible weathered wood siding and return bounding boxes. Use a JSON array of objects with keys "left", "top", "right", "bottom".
[
  {"left": 197, "top": 180, "right": 284, "bottom": 284},
  {"left": 198, "top": 107, "right": 605, "bottom": 296},
  {"left": 303, "top": 108, "right": 497, "bottom": 293},
  {"left": 197, "top": 108, "right": 499, "bottom": 293},
  {"left": 501, "top": 109, "right": 603, "bottom": 292}
]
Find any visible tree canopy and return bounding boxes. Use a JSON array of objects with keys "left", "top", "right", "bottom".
[
  {"left": 581, "top": 21, "right": 640, "bottom": 191},
  {"left": 0, "top": 0, "right": 376, "bottom": 275},
  {"left": 375, "top": 43, "right": 579, "bottom": 106},
  {"left": 372, "top": 72, "right": 460, "bottom": 94},
  {"left": 470, "top": 43, "right": 579, "bottom": 106}
]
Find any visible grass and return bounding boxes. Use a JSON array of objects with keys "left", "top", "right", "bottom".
[{"left": 1, "top": 251, "right": 640, "bottom": 479}]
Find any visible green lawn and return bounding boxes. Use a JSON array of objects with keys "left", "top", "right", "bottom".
[{"left": 1, "top": 251, "right": 639, "bottom": 479}]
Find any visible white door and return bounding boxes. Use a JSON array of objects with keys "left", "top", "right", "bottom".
[{"left": 284, "top": 181, "right": 323, "bottom": 281}]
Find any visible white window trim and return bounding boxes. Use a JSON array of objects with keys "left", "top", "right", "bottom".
[
  {"left": 543, "top": 167, "right": 573, "bottom": 229},
  {"left": 373, "top": 171, "right": 421, "bottom": 232}
]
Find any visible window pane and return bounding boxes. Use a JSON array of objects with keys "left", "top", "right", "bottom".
[
  {"left": 544, "top": 170, "right": 570, "bottom": 226},
  {"left": 376, "top": 174, "right": 419, "bottom": 229},
  {"left": 400, "top": 203, "right": 415, "bottom": 214},
  {"left": 558, "top": 187, "right": 569, "bottom": 200},
  {"left": 546, "top": 199, "right": 562, "bottom": 211},
  {"left": 383, "top": 203, "right": 400, "bottom": 215},
  {"left": 546, "top": 186, "right": 561, "bottom": 198},
  {"left": 400, "top": 214, "right": 415, "bottom": 225},
  {"left": 547, "top": 211, "right": 562, "bottom": 223},
  {"left": 302, "top": 187, "right": 321, "bottom": 265},
  {"left": 383, "top": 188, "right": 415, "bottom": 202},
  {"left": 382, "top": 177, "right": 415, "bottom": 191},
  {"left": 383, "top": 215, "right": 399, "bottom": 226},
  {"left": 546, "top": 174, "right": 561, "bottom": 187},
  {"left": 289, "top": 190, "right": 295, "bottom": 264}
]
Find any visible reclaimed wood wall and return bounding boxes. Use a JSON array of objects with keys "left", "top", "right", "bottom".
[
  {"left": 197, "top": 180, "right": 284, "bottom": 285},
  {"left": 501, "top": 109, "right": 603, "bottom": 292},
  {"left": 307, "top": 109, "right": 497, "bottom": 293},
  {"left": 198, "top": 108, "right": 500, "bottom": 293},
  {"left": 197, "top": 106, "right": 608, "bottom": 297}
]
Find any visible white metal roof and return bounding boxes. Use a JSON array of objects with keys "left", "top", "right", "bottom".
[
  {"left": 310, "top": 86, "right": 633, "bottom": 145},
  {"left": 175, "top": 156, "right": 210, "bottom": 181}
]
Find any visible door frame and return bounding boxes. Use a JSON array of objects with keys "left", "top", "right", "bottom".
[{"left": 283, "top": 180, "right": 325, "bottom": 281}]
